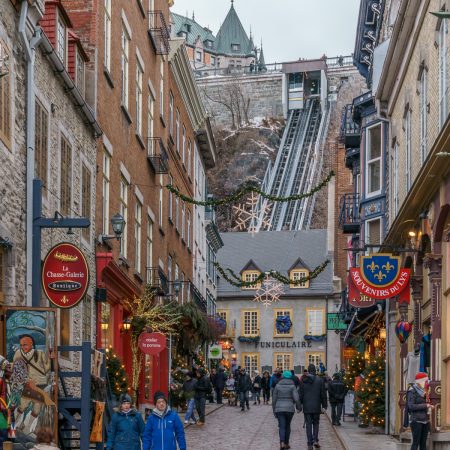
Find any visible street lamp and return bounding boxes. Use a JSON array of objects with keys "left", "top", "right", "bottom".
[
  {"left": 120, "top": 317, "right": 132, "bottom": 334},
  {"left": 98, "top": 213, "right": 125, "bottom": 244}
]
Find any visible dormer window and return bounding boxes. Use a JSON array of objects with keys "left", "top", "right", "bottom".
[
  {"left": 186, "top": 24, "right": 192, "bottom": 33},
  {"left": 205, "top": 40, "right": 213, "bottom": 48},
  {"left": 242, "top": 270, "right": 261, "bottom": 290},
  {"left": 75, "top": 49, "right": 85, "bottom": 96},
  {"left": 195, "top": 50, "right": 202, "bottom": 62},
  {"left": 57, "top": 15, "right": 67, "bottom": 65},
  {"left": 290, "top": 270, "right": 309, "bottom": 288},
  {"left": 231, "top": 43, "right": 240, "bottom": 52}
]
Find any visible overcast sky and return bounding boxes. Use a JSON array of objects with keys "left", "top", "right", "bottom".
[{"left": 172, "top": 0, "right": 361, "bottom": 63}]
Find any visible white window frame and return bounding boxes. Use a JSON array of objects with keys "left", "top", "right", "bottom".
[
  {"left": 104, "top": 0, "right": 112, "bottom": 71},
  {"left": 187, "top": 139, "right": 192, "bottom": 176},
  {"left": 121, "top": 25, "right": 130, "bottom": 108},
  {"left": 182, "top": 125, "right": 186, "bottom": 164},
  {"left": 306, "top": 309, "right": 324, "bottom": 336},
  {"left": 405, "top": 109, "right": 412, "bottom": 191},
  {"left": 169, "top": 91, "right": 174, "bottom": 136},
  {"left": 365, "top": 217, "right": 382, "bottom": 249},
  {"left": 102, "top": 150, "right": 111, "bottom": 235},
  {"left": 136, "top": 60, "right": 143, "bottom": 136},
  {"left": 176, "top": 109, "right": 180, "bottom": 152},
  {"left": 181, "top": 202, "right": 186, "bottom": 241},
  {"left": 439, "top": 18, "right": 448, "bottom": 130},
  {"left": 187, "top": 210, "right": 191, "bottom": 248},
  {"left": 75, "top": 49, "right": 85, "bottom": 96},
  {"left": 365, "top": 124, "right": 382, "bottom": 197},
  {"left": 57, "top": 14, "right": 67, "bottom": 65},
  {"left": 146, "top": 216, "right": 153, "bottom": 274},
  {"left": 120, "top": 177, "right": 128, "bottom": 258},
  {"left": 147, "top": 92, "right": 154, "bottom": 154},
  {"left": 420, "top": 69, "right": 428, "bottom": 163},
  {"left": 135, "top": 198, "right": 142, "bottom": 272},
  {"left": 159, "top": 59, "right": 164, "bottom": 117},
  {"left": 168, "top": 174, "right": 173, "bottom": 221},
  {"left": 392, "top": 143, "right": 399, "bottom": 217}
]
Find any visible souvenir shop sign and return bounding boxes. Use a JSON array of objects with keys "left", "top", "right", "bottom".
[
  {"left": 350, "top": 253, "right": 410, "bottom": 302},
  {"left": 138, "top": 332, "right": 166, "bottom": 355},
  {"left": 348, "top": 274, "right": 377, "bottom": 308},
  {"left": 42, "top": 242, "right": 90, "bottom": 308}
]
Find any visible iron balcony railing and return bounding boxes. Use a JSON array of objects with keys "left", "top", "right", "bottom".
[
  {"left": 146, "top": 267, "right": 169, "bottom": 296},
  {"left": 148, "top": 11, "right": 170, "bottom": 55},
  {"left": 147, "top": 137, "right": 169, "bottom": 173},
  {"left": 340, "top": 104, "right": 360, "bottom": 147},
  {"left": 190, "top": 283, "right": 208, "bottom": 312},
  {"left": 339, "top": 193, "right": 361, "bottom": 234}
]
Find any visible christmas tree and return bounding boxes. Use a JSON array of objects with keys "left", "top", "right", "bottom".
[
  {"left": 357, "top": 357, "right": 385, "bottom": 427},
  {"left": 344, "top": 352, "right": 365, "bottom": 391},
  {"left": 106, "top": 348, "right": 129, "bottom": 399}
]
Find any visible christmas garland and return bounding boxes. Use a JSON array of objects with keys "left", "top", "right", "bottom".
[
  {"left": 213, "top": 259, "right": 330, "bottom": 288},
  {"left": 166, "top": 171, "right": 335, "bottom": 207},
  {"left": 276, "top": 315, "right": 292, "bottom": 333},
  {"left": 238, "top": 335, "right": 261, "bottom": 343}
]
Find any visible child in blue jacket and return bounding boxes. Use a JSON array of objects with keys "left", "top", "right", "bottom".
[{"left": 143, "top": 391, "right": 187, "bottom": 450}]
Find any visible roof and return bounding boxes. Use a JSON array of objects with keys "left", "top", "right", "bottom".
[
  {"left": 171, "top": 12, "right": 215, "bottom": 48},
  {"left": 216, "top": 230, "right": 334, "bottom": 298},
  {"left": 215, "top": 3, "right": 254, "bottom": 56}
]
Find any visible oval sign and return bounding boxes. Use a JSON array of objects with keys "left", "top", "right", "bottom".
[
  {"left": 138, "top": 332, "right": 166, "bottom": 355},
  {"left": 42, "top": 243, "right": 90, "bottom": 308}
]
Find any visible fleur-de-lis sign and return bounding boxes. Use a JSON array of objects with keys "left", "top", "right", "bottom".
[
  {"left": 374, "top": 271, "right": 387, "bottom": 281},
  {"left": 382, "top": 262, "right": 394, "bottom": 273},
  {"left": 366, "top": 261, "right": 379, "bottom": 273}
]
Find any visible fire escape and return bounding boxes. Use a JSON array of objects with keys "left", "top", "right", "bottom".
[
  {"left": 148, "top": 11, "right": 170, "bottom": 55},
  {"left": 147, "top": 137, "right": 169, "bottom": 174}
]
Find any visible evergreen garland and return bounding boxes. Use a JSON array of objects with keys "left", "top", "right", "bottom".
[
  {"left": 213, "top": 260, "right": 330, "bottom": 288},
  {"left": 166, "top": 171, "right": 335, "bottom": 207},
  {"left": 106, "top": 349, "right": 129, "bottom": 398}
]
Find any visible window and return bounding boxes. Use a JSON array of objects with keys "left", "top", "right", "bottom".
[
  {"left": 274, "top": 309, "right": 293, "bottom": 337},
  {"left": 176, "top": 109, "right": 180, "bottom": 152},
  {"left": 306, "top": 309, "right": 324, "bottom": 336},
  {"left": 211, "top": 56, "right": 216, "bottom": 66},
  {"left": 60, "top": 135, "right": 72, "bottom": 215},
  {"left": 290, "top": 270, "right": 309, "bottom": 288},
  {"left": 366, "top": 217, "right": 381, "bottom": 246},
  {"left": 392, "top": 143, "right": 399, "bottom": 217},
  {"left": 175, "top": 264, "right": 179, "bottom": 299},
  {"left": 81, "top": 163, "right": 91, "bottom": 241},
  {"left": 168, "top": 255, "right": 172, "bottom": 282},
  {"left": 147, "top": 94, "right": 154, "bottom": 153},
  {"left": 175, "top": 188, "right": 179, "bottom": 230},
  {"left": 274, "top": 353, "right": 293, "bottom": 371},
  {"left": 35, "top": 99, "right": 48, "bottom": 186},
  {"left": 120, "top": 177, "right": 128, "bottom": 257},
  {"left": 102, "top": 150, "right": 111, "bottom": 235},
  {"left": 82, "top": 295, "right": 92, "bottom": 342},
  {"left": 57, "top": 15, "right": 67, "bottom": 65},
  {"left": 187, "top": 210, "right": 191, "bottom": 248},
  {"left": 159, "top": 174, "right": 163, "bottom": 226},
  {"left": 439, "top": 18, "right": 448, "bottom": 129},
  {"left": 366, "top": 125, "right": 382, "bottom": 196},
  {"left": 289, "top": 73, "right": 303, "bottom": 90},
  {"left": 182, "top": 125, "right": 186, "bottom": 164},
  {"left": 135, "top": 198, "right": 142, "bottom": 272},
  {"left": 242, "top": 353, "right": 259, "bottom": 375},
  {"left": 187, "top": 139, "right": 192, "bottom": 176},
  {"left": 146, "top": 216, "right": 153, "bottom": 275},
  {"left": 195, "top": 50, "right": 202, "bottom": 62},
  {"left": 76, "top": 50, "right": 85, "bottom": 96},
  {"left": 168, "top": 174, "right": 173, "bottom": 221},
  {"left": 242, "top": 310, "right": 259, "bottom": 336},
  {"left": 181, "top": 202, "right": 186, "bottom": 241},
  {"left": 159, "top": 59, "right": 164, "bottom": 117},
  {"left": 306, "top": 352, "right": 325, "bottom": 371},
  {"left": 218, "top": 310, "right": 228, "bottom": 335},
  {"left": 104, "top": 0, "right": 112, "bottom": 71},
  {"left": 242, "top": 271, "right": 261, "bottom": 290},
  {"left": 121, "top": 25, "right": 130, "bottom": 108},
  {"left": 231, "top": 43, "right": 240, "bottom": 52},
  {"left": 0, "top": 41, "right": 11, "bottom": 148},
  {"left": 136, "top": 60, "right": 143, "bottom": 135},
  {"left": 420, "top": 69, "right": 428, "bottom": 163},
  {"left": 180, "top": 271, "right": 185, "bottom": 303},
  {"left": 405, "top": 109, "right": 412, "bottom": 191},
  {"left": 169, "top": 91, "right": 174, "bottom": 136}
]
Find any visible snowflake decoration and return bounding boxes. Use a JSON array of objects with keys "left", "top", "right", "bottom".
[
  {"left": 232, "top": 192, "right": 272, "bottom": 235},
  {"left": 253, "top": 274, "right": 285, "bottom": 308}
]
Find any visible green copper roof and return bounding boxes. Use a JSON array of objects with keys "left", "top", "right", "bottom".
[
  {"left": 214, "top": 4, "right": 255, "bottom": 57},
  {"left": 171, "top": 12, "right": 215, "bottom": 48}
]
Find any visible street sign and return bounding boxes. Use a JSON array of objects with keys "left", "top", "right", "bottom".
[
  {"left": 42, "top": 242, "right": 89, "bottom": 308},
  {"left": 138, "top": 332, "right": 166, "bottom": 355},
  {"left": 327, "top": 313, "right": 347, "bottom": 330},
  {"left": 208, "top": 345, "right": 223, "bottom": 359}
]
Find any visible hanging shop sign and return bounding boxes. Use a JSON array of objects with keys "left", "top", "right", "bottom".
[
  {"left": 42, "top": 242, "right": 90, "bottom": 308},
  {"left": 350, "top": 254, "right": 410, "bottom": 302},
  {"left": 343, "top": 347, "right": 357, "bottom": 359},
  {"left": 138, "top": 332, "right": 167, "bottom": 355},
  {"left": 327, "top": 313, "right": 347, "bottom": 330},
  {"left": 208, "top": 345, "right": 223, "bottom": 360},
  {"left": 348, "top": 275, "right": 377, "bottom": 308}
]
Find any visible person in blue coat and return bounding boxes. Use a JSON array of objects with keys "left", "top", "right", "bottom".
[
  {"left": 143, "top": 391, "right": 187, "bottom": 450},
  {"left": 106, "top": 393, "right": 145, "bottom": 450}
]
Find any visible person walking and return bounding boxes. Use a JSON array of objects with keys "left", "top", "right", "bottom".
[
  {"left": 272, "top": 370, "right": 301, "bottom": 450},
  {"left": 142, "top": 391, "right": 186, "bottom": 450},
  {"left": 214, "top": 367, "right": 227, "bottom": 404},
  {"left": 270, "top": 368, "right": 282, "bottom": 392},
  {"left": 290, "top": 370, "right": 300, "bottom": 388},
  {"left": 237, "top": 367, "right": 252, "bottom": 411},
  {"left": 107, "top": 394, "right": 145, "bottom": 450},
  {"left": 252, "top": 370, "right": 262, "bottom": 405},
  {"left": 194, "top": 368, "right": 212, "bottom": 426},
  {"left": 328, "top": 372, "right": 347, "bottom": 426},
  {"left": 299, "top": 364, "right": 328, "bottom": 450},
  {"left": 226, "top": 373, "right": 237, "bottom": 406},
  {"left": 182, "top": 372, "right": 198, "bottom": 424},
  {"left": 406, "top": 372, "right": 433, "bottom": 450},
  {"left": 261, "top": 370, "right": 271, "bottom": 405}
]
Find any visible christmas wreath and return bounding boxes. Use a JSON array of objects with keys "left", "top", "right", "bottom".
[{"left": 276, "top": 316, "right": 292, "bottom": 333}]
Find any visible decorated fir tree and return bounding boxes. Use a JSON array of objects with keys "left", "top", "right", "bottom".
[
  {"left": 344, "top": 352, "right": 365, "bottom": 391},
  {"left": 106, "top": 348, "right": 129, "bottom": 399},
  {"left": 357, "top": 357, "right": 385, "bottom": 427}
]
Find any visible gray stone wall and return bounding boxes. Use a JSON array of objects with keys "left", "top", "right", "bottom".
[{"left": 197, "top": 72, "right": 283, "bottom": 128}]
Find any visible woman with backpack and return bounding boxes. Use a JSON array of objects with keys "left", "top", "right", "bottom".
[{"left": 252, "top": 370, "right": 262, "bottom": 405}]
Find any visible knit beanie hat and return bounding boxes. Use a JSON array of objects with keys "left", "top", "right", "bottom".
[
  {"left": 120, "top": 393, "right": 132, "bottom": 404},
  {"left": 282, "top": 370, "right": 293, "bottom": 379},
  {"left": 308, "top": 364, "right": 317, "bottom": 375},
  {"left": 154, "top": 391, "right": 168, "bottom": 404},
  {"left": 415, "top": 372, "right": 429, "bottom": 382}
]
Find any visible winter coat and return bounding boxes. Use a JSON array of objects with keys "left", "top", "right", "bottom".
[
  {"left": 261, "top": 376, "right": 271, "bottom": 391},
  {"left": 270, "top": 373, "right": 281, "bottom": 389},
  {"left": 406, "top": 385, "right": 429, "bottom": 424},
  {"left": 215, "top": 369, "right": 227, "bottom": 389},
  {"left": 299, "top": 374, "right": 328, "bottom": 414},
  {"left": 194, "top": 375, "right": 212, "bottom": 399},
  {"left": 237, "top": 373, "right": 252, "bottom": 392},
  {"left": 272, "top": 378, "right": 301, "bottom": 414},
  {"left": 142, "top": 408, "right": 186, "bottom": 450},
  {"left": 182, "top": 378, "right": 197, "bottom": 400},
  {"left": 252, "top": 375, "right": 262, "bottom": 392},
  {"left": 106, "top": 409, "right": 145, "bottom": 450},
  {"left": 328, "top": 379, "right": 347, "bottom": 404}
]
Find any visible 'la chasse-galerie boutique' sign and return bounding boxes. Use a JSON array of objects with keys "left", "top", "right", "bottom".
[{"left": 42, "top": 242, "right": 90, "bottom": 308}]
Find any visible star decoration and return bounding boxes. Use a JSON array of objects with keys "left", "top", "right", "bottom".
[
  {"left": 232, "top": 192, "right": 272, "bottom": 235},
  {"left": 253, "top": 274, "right": 284, "bottom": 307}
]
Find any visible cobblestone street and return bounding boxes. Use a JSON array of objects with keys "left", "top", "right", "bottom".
[{"left": 185, "top": 403, "right": 344, "bottom": 450}]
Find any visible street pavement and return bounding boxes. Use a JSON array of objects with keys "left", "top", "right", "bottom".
[{"left": 185, "top": 402, "right": 344, "bottom": 450}]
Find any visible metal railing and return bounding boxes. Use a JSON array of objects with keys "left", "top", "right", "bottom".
[
  {"left": 340, "top": 104, "right": 361, "bottom": 146},
  {"left": 147, "top": 137, "right": 169, "bottom": 173},
  {"left": 339, "top": 193, "right": 361, "bottom": 234},
  {"left": 148, "top": 11, "right": 170, "bottom": 55},
  {"left": 146, "top": 267, "right": 169, "bottom": 295}
]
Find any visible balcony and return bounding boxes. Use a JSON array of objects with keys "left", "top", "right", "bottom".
[
  {"left": 190, "top": 283, "right": 207, "bottom": 313},
  {"left": 147, "top": 137, "right": 169, "bottom": 173},
  {"left": 148, "top": 11, "right": 170, "bottom": 55},
  {"left": 339, "top": 193, "right": 361, "bottom": 234},
  {"left": 341, "top": 104, "right": 360, "bottom": 148},
  {"left": 146, "top": 267, "right": 169, "bottom": 296}
]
